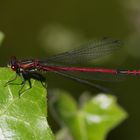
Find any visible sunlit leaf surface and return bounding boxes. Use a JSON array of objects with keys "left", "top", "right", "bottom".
[
  {"left": 52, "top": 90, "right": 127, "bottom": 140},
  {"left": 0, "top": 68, "right": 54, "bottom": 140}
]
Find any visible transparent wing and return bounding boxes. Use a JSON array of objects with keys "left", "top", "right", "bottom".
[
  {"left": 40, "top": 38, "right": 122, "bottom": 66},
  {"left": 49, "top": 70, "right": 126, "bottom": 82},
  {"left": 49, "top": 70, "right": 112, "bottom": 93}
]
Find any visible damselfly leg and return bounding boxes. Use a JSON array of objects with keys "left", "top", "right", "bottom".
[
  {"left": 4, "top": 74, "right": 23, "bottom": 86},
  {"left": 18, "top": 80, "right": 31, "bottom": 98},
  {"left": 18, "top": 71, "right": 46, "bottom": 97}
]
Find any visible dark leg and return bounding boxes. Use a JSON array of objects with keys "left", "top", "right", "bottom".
[
  {"left": 5, "top": 74, "right": 24, "bottom": 87},
  {"left": 41, "top": 81, "right": 47, "bottom": 88},
  {"left": 28, "top": 79, "right": 32, "bottom": 89},
  {"left": 18, "top": 80, "right": 26, "bottom": 98},
  {"left": 18, "top": 79, "right": 32, "bottom": 98},
  {"left": 4, "top": 74, "right": 18, "bottom": 87}
]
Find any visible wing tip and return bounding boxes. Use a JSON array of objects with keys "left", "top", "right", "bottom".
[{"left": 102, "top": 37, "right": 123, "bottom": 46}]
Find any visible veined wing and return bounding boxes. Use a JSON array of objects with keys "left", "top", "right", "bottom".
[
  {"left": 47, "top": 70, "right": 112, "bottom": 93},
  {"left": 40, "top": 38, "right": 122, "bottom": 66}
]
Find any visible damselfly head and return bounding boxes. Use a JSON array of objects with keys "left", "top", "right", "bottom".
[{"left": 10, "top": 56, "right": 19, "bottom": 71}]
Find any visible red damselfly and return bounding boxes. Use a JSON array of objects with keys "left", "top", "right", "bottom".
[{"left": 5, "top": 38, "right": 134, "bottom": 97}]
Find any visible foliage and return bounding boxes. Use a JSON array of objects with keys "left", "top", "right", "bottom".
[
  {"left": 0, "top": 68, "right": 54, "bottom": 140},
  {"left": 51, "top": 90, "right": 127, "bottom": 140}
]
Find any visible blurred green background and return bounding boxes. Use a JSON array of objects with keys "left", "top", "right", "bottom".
[{"left": 0, "top": 0, "right": 140, "bottom": 139}]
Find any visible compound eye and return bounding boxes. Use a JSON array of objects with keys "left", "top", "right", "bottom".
[{"left": 11, "top": 65, "right": 16, "bottom": 71}]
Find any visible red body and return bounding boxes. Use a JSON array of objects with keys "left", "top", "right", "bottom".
[{"left": 13, "top": 60, "right": 140, "bottom": 76}]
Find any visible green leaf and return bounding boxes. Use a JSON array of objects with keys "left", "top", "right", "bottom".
[
  {"left": 52, "top": 90, "right": 127, "bottom": 140},
  {"left": 0, "top": 68, "right": 54, "bottom": 140}
]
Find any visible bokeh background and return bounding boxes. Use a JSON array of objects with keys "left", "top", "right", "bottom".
[{"left": 0, "top": 0, "right": 140, "bottom": 139}]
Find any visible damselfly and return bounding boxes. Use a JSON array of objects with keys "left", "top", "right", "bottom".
[{"left": 5, "top": 38, "right": 133, "bottom": 97}]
